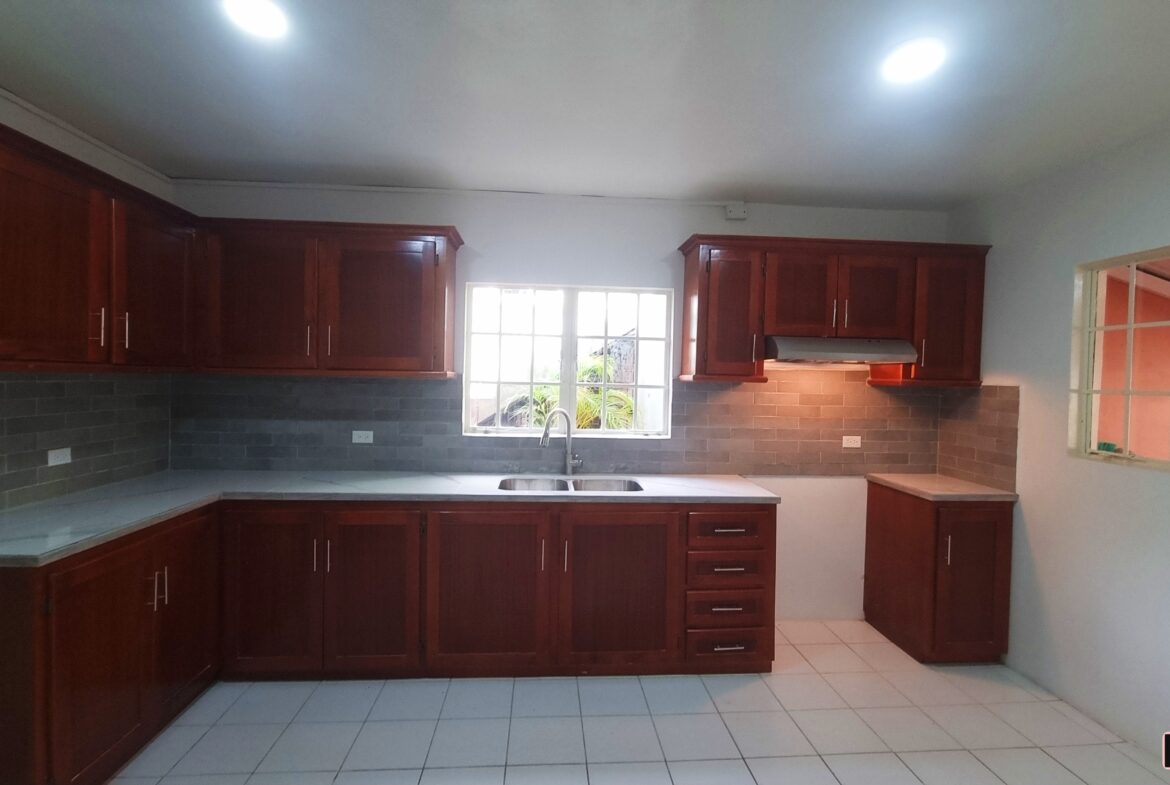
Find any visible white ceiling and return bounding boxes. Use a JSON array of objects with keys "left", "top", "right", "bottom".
[{"left": 3, "top": 1, "right": 1170, "bottom": 209}]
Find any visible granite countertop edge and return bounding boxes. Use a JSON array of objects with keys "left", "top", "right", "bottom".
[{"left": 866, "top": 472, "right": 1019, "bottom": 503}]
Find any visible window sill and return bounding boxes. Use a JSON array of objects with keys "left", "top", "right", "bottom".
[{"left": 1069, "top": 449, "right": 1170, "bottom": 473}]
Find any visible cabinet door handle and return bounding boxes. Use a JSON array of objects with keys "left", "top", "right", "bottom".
[
  {"left": 945, "top": 535, "right": 952, "bottom": 566},
  {"left": 326, "top": 539, "right": 332, "bottom": 573},
  {"left": 751, "top": 333, "right": 757, "bottom": 362},
  {"left": 712, "top": 566, "right": 746, "bottom": 573},
  {"left": 713, "top": 644, "right": 746, "bottom": 652},
  {"left": 921, "top": 339, "right": 927, "bottom": 368},
  {"left": 327, "top": 325, "right": 332, "bottom": 356},
  {"left": 831, "top": 299, "right": 838, "bottom": 329},
  {"left": 90, "top": 307, "right": 107, "bottom": 346},
  {"left": 711, "top": 606, "right": 745, "bottom": 613},
  {"left": 540, "top": 538, "right": 546, "bottom": 572},
  {"left": 563, "top": 540, "right": 569, "bottom": 573},
  {"left": 312, "top": 538, "right": 318, "bottom": 572},
  {"left": 147, "top": 571, "right": 159, "bottom": 611},
  {"left": 121, "top": 312, "right": 130, "bottom": 349},
  {"left": 163, "top": 565, "right": 169, "bottom": 606},
  {"left": 843, "top": 299, "right": 849, "bottom": 328},
  {"left": 713, "top": 527, "right": 747, "bottom": 534},
  {"left": 306, "top": 325, "right": 312, "bottom": 356}
]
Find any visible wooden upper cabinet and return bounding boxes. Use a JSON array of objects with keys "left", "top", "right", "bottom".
[
  {"left": 111, "top": 200, "right": 194, "bottom": 367},
  {"left": 763, "top": 251, "right": 837, "bottom": 337},
  {"left": 0, "top": 146, "right": 111, "bottom": 364},
  {"left": 836, "top": 255, "right": 915, "bottom": 339},
  {"left": 204, "top": 227, "right": 319, "bottom": 369},
  {"left": 911, "top": 256, "right": 985, "bottom": 382},
  {"left": 685, "top": 245, "right": 765, "bottom": 381},
  {"left": 319, "top": 233, "right": 437, "bottom": 371}
]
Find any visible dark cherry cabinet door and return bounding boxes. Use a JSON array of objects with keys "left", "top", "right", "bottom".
[
  {"left": 425, "top": 511, "right": 552, "bottom": 672},
  {"left": 323, "top": 510, "right": 422, "bottom": 674},
  {"left": 149, "top": 511, "right": 219, "bottom": 718},
  {"left": 933, "top": 505, "right": 1012, "bottom": 661},
  {"left": 319, "top": 234, "right": 437, "bottom": 371},
  {"left": 222, "top": 507, "right": 323, "bottom": 674},
  {"left": 111, "top": 200, "right": 194, "bottom": 367},
  {"left": 836, "top": 255, "right": 915, "bottom": 339},
  {"left": 763, "top": 251, "right": 838, "bottom": 337},
  {"left": 700, "top": 247, "right": 764, "bottom": 378},
  {"left": 557, "top": 510, "right": 683, "bottom": 668},
  {"left": 0, "top": 146, "right": 111, "bottom": 363},
  {"left": 48, "top": 539, "right": 151, "bottom": 785},
  {"left": 204, "top": 228, "right": 318, "bottom": 369},
  {"left": 912, "top": 256, "right": 985, "bottom": 382}
]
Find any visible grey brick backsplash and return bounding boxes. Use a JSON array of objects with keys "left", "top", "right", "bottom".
[{"left": 937, "top": 385, "right": 1020, "bottom": 491}]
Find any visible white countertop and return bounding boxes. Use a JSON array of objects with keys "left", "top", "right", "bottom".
[
  {"left": 866, "top": 473, "right": 1019, "bottom": 503},
  {"left": 0, "top": 471, "right": 779, "bottom": 567}
]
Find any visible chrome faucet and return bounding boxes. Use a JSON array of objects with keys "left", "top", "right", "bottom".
[{"left": 539, "top": 408, "right": 583, "bottom": 475}]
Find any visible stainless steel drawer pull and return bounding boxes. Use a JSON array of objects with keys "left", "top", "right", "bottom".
[
  {"left": 713, "top": 644, "right": 746, "bottom": 652},
  {"left": 711, "top": 606, "right": 744, "bottom": 613},
  {"left": 163, "top": 565, "right": 169, "bottom": 606},
  {"left": 326, "top": 539, "right": 332, "bottom": 573},
  {"left": 540, "top": 538, "right": 546, "bottom": 572},
  {"left": 312, "top": 539, "right": 318, "bottom": 572},
  {"left": 563, "top": 540, "right": 569, "bottom": 573},
  {"left": 712, "top": 566, "right": 746, "bottom": 572},
  {"left": 90, "top": 307, "right": 107, "bottom": 346},
  {"left": 147, "top": 571, "right": 159, "bottom": 611},
  {"left": 713, "top": 527, "right": 747, "bottom": 534}
]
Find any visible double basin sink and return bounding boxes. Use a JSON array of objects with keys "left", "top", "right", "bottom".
[{"left": 498, "top": 476, "right": 643, "bottom": 492}]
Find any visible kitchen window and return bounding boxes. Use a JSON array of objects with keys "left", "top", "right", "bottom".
[
  {"left": 1071, "top": 248, "right": 1170, "bottom": 467},
  {"left": 463, "top": 285, "right": 672, "bottom": 437}
]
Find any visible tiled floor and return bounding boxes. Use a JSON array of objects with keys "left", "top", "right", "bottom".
[{"left": 111, "top": 620, "right": 1169, "bottom": 785}]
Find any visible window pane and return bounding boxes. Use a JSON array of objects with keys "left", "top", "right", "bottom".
[
  {"left": 578, "top": 291, "right": 606, "bottom": 336},
  {"left": 470, "top": 287, "right": 500, "bottom": 333},
  {"left": 604, "top": 387, "right": 636, "bottom": 431},
  {"left": 498, "top": 384, "right": 532, "bottom": 428},
  {"left": 1135, "top": 260, "right": 1170, "bottom": 324},
  {"left": 639, "top": 293, "right": 668, "bottom": 338},
  {"left": 576, "top": 338, "right": 607, "bottom": 382},
  {"left": 1095, "top": 267, "right": 1131, "bottom": 327},
  {"left": 499, "top": 335, "right": 533, "bottom": 382},
  {"left": 575, "top": 384, "right": 602, "bottom": 430},
  {"left": 607, "top": 292, "right": 638, "bottom": 338},
  {"left": 500, "top": 288, "right": 534, "bottom": 334},
  {"left": 1091, "top": 393, "right": 1128, "bottom": 454},
  {"left": 532, "top": 384, "right": 560, "bottom": 428},
  {"left": 636, "top": 387, "right": 665, "bottom": 431},
  {"left": 534, "top": 290, "right": 564, "bottom": 335},
  {"left": 1092, "top": 326, "right": 1127, "bottom": 391},
  {"left": 533, "top": 337, "right": 562, "bottom": 382},
  {"left": 606, "top": 337, "right": 636, "bottom": 384},
  {"left": 467, "top": 334, "right": 500, "bottom": 382},
  {"left": 1130, "top": 396, "right": 1170, "bottom": 461},
  {"left": 1132, "top": 326, "right": 1170, "bottom": 391},
  {"left": 468, "top": 383, "right": 498, "bottom": 428},
  {"left": 637, "top": 339, "right": 666, "bottom": 386}
]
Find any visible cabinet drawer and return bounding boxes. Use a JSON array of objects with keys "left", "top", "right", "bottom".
[
  {"left": 687, "top": 510, "right": 770, "bottom": 550},
  {"left": 687, "top": 550, "right": 769, "bottom": 588},
  {"left": 686, "top": 627, "right": 771, "bottom": 661},
  {"left": 686, "top": 589, "right": 768, "bottom": 628}
]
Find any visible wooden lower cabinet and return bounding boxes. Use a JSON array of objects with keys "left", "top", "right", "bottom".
[{"left": 863, "top": 482, "right": 1012, "bottom": 662}]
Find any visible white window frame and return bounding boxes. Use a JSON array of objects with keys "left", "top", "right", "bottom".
[
  {"left": 462, "top": 283, "right": 673, "bottom": 439},
  {"left": 1070, "top": 244, "right": 1170, "bottom": 471}
]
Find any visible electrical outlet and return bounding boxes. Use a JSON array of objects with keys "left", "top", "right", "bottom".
[
  {"left": 351, "top": 430, "right": 374, "bottom": 444},
  {"left": 47, "top": 447, "right": 72, "bottom": 466},
  {"left": 842, "top": 435, "right": 862, "bottom": 449}
]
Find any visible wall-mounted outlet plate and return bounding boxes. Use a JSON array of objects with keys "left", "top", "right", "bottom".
[
  {"left": 352, "top": 430, "right": 374, "bottom": 444},
  {"left": 842, "top": 435, "right": 862, "bottom": 449},
  {"left": 47, "top": 447, "right": 72, "bottom": 466}
]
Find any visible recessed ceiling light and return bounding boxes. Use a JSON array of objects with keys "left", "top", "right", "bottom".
[
  {"left": 881, "top": 38, "right": 947, "bottom": 84},
  {"left": 222, "top": 0, "right": 289, "bottom": 39}
]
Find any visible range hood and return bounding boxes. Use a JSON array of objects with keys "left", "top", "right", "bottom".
[{"left": 764, "top": 336, "right": 919, "bottom": 364}]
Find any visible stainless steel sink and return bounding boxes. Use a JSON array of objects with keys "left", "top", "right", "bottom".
[
  {"left": 571, "top": 478, "right": 644, "bottom": 492},
  {"left": 498, "top": 477, "right": 571, "bottom": 491}
]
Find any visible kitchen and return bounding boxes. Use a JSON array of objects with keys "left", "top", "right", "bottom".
[{"left": 1, "top": 3, "right": 1170, "bottom": 785}]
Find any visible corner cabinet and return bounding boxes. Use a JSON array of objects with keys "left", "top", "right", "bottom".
[{"left": 863, "top": 482, "right": 1012, "bottom": 662}]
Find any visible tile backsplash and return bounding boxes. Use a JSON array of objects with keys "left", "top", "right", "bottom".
[{"left": 937, "top": 385, "right": 1020, "bottom": 491}]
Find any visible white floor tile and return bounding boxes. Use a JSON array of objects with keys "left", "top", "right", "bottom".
[
  {"left": 856, "top": 707, "right": 960, "bottom": 752},
  {"left": 921, "top": 705, "right": 1032, "bottom": 749},
  {"left": 175, "top": 683, "right": 250, "bottom": 725},
  {"left": 797, "top": 643, "right": 873, "bottom": 673},
  {"left": 246, "top": 774, "right": 335, "bottom": 785},
  {"left": 974, "top": 748, "right": 1087, "bottom": 785},
  {"left": 934, "top": 666, "right": 1041, "bottom": 704},
  {"left": 581, "top": 716, "right": 663, "bottom": 763},
  {"left": 334, "top": 771, "right": 421, "bottom": 785},
  {"left": 1051, "top": 702, "right": 1124, "bottom": 743},
  {"left": 651, "top": 713, "right": 739, "bottom": 761},
  {"left": 638, "top": 676, "right": 716, "bottom": 714},
  {"left": 770, "top": 644, "right": 816, "bottom": 674},
  {"left": 505, "top": 717, "right": 585, "bottom": 765},
  {"left": 503, "top": 763, "right": 587, "bottom": 785},
  {"left": 511, "top": 679, "right": 579, "bottom": 717},
  {"left": 586, "top": 762, "right": 672, "bottom": 785},
  {"left": 425, "top": 719, "right": 510, "bottom": 768},
  {"left": 418, "top": 768, "right": 504, "bottom": 785},
  {"left": 762, "top": 673, "right": 847, "bottom": 710},
  {"left": 111, "top": 778, "right": 160, "bottom": 785},
  {"left": 219, "top": 683, "right": 317, "bottom": 725},
  {"left": 440, "top": 680, "right": 514, "bottom": 719},
  {"left": 881, "top": 669, "right": 976, "bottom": 706},
  {"left": 1045, "top": 744, "right": 1165, "bottom": 785},
  {"left": 899, "top": 750, "right": 1006, "bottom": 785},
  {"left": 171, "top": 724, "right": 286, "bottom": 776},
  {"left": 825, "top": 672, "right": 911, "bottom": 708},
  {"left": 256, "top": 722, "right": 361, "bottom": 772},
  {"left": 369, "top": 680, "right": 449, "bottom": 721},
  {"left": 668, "top": 758, "right": 756, "bottom": 785},
  {"left": 1113, "top": 742, "right": 1170, "bottom": 783},
  {"left": 849, "top": 642, "right": 925, "bottom": 672},
  {"left": 747, "top": 755, "right": 839, "bottom": 785},
  {"left": 343, "top": 720, "right": 436, "bottom": 770},
  {"left": 159, "top": 775, "right": 250, "bottom": 785},
  {"left": 578, "top": 678, "right": 648, "bottom": 716},
  {"left": 295, "top": 682, "right": 382, "bottom": 723},
  {"left": 776, "top": 620, "right": 840, "bottom": 644},
  {"left": 824, "top": 752, "right": 921, "bottom": 785},
  {"left": 721, "top": 711, "right": 815, "bottom": 758},
  {"left": 825, "top": 620, "right": 888, "bottom": 643},
  {"left": 120, "top": 725, "right": 209, "bottom": 777},
  {"left": 987, "top": 701, "right": 1106, "bottom": 746},
  {"left": 789, "top": 709, "right": 888, "bottom": 755},
  {"left": 701, "top": 674, "right": 782, "bottom": 712}
]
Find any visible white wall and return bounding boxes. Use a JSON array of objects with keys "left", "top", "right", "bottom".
[{"left": 950, "top": 127, "right": 1170, "bottom": 755}]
